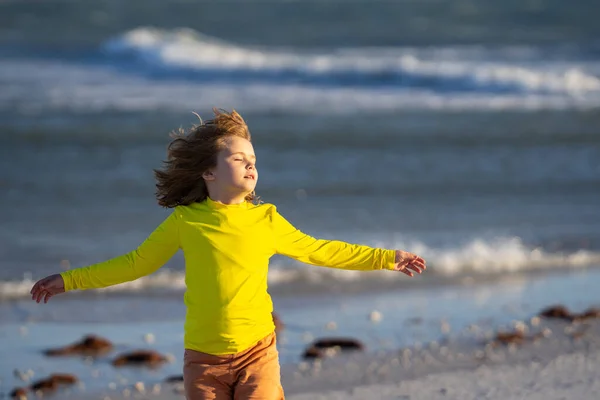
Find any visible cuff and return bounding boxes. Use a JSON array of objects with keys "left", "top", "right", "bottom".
[
  {"left": 380, "top": 249, "right": 397, "bottom": 271},
  {"left": 59, "top": 271, "right": 75, "bottom": 292}
]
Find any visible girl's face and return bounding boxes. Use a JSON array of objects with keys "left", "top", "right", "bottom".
[{"left": 207, "top": 136, "right": 258, "bottom": 197}]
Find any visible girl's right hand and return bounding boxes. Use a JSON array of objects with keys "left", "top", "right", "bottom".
[{"left": 30, "top": 274, "right": 65, "bottom": 303}]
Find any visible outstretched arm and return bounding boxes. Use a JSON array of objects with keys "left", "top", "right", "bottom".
[
  {"left": 272, "top": 208, "right": 425, "bottom": 274},
  {"left": 31, "top": 212, "right": 180, "bottom": 302}
]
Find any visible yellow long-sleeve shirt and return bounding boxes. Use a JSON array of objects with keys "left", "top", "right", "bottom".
[{"left": 61, "top": 197, "right": 397, "bottom": 354}]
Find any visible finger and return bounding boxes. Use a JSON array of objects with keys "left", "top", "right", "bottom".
[
  {"left": 36, "top": 289, "right": 47, "bottom": 304},
  {"left": 406, "top": 264, "right": 423, "bottom": 274},
  {"left": 409, "top": 261, "right": 426, "bottom": 272},
  {"left": 400, "top": 268, "right": 413, "bottom": 277},
  {"left": 416, "top": 257, "right": 426, "bottom": 268},
  {"left": 43, "top": 292, "right": 53, "bottom": 304},
  {"left": 30, "top": 279, "right": 44, "bottom": 295},
  {"left": 409, "top": 256, "right": 426, "bottom": 266}
]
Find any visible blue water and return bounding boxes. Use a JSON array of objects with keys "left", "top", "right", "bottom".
[
  {"left": 1, "top": 3, "right": 600, "bottom": 397},
  {"left": 0, "top": 0, "right": 599, "bottom": 303}
]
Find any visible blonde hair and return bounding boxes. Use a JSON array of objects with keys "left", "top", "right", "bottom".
[{"left": 154, "top": 108, "right": 256, "bottom": 208}]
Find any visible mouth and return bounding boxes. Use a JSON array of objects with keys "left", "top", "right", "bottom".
[{"left": 244, "top": 175, "right": 256, "bottom": 180}]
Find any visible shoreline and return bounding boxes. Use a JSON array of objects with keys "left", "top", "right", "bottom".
[
  {"left": 11, "top": 316, "right": 598, "bottom": 400},
  {"left": 4, "top": 261, "right": 600, "bottom": 305},
  {"left": 2, "top": 268, "right": 600, "bottom": 399}
]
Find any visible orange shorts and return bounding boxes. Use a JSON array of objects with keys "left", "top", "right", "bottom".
[{"left": 183, "top": 332, "right": 284, "bottom": 400}]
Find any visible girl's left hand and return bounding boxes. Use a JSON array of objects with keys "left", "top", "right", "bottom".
[{"left": 394, "top": 250, "right": 426, "bottom": 277}]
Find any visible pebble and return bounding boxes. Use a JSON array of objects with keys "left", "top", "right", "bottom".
[
  {"left": 369, "top": 310, "right": 382, "bottom": 322},
  {"left": 143, "top": 333, "right": 155, "bottom": 344},
  {"left": 377, "top": 364, "right": 390, "bottom": 376},
  {"left": 564, "top": 325, "right": 575, "bottom": 335},
  {"left": 542, "top": 328, "right": 552, "bottom": 338},
  {"left": 441, "top": 321, "right": 451, "bottom": 334},
  {"left": 302, "top": 332, "right": 314, "bottom": 343},
  {"left": 298, "top": 362, "right": 309, "bottom": 372},
  {"left": 325, "top": 321, "right": 337, "bottom": 330},
  {"left": 152, "top": 384, "right": 161, "bottom": 395},
  {"left": 513, "top": 320, "right": 528, "bottom": 333},
  {"left": 324, "top": 347, "right": 339, "bottom": 357},
  {"left": 13, "top": 369, "right": 30, "bottom": 382},
  {"left": 134, "top": 382, "right": 145, "bottom": 394}
]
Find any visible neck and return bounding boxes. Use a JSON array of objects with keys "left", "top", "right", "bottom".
[{"left": 207, "top": 190, "right": 248, "bottom": 205}]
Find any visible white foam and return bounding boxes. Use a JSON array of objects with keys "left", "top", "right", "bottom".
[
  {"left": 103, "top": 27, "right": 600, "bottom": 95},
  {"left": 1, "top": 59, "right": 599, "bottom": 115},
  {"left": 2, "top": 237, "right": 599, "bottom": 300},
  {"left": 3, "top": 28, "right": 600, "bottom": 114}
]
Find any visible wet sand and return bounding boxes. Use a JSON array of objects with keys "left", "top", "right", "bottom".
[{"left": 4, "top": 311, "right": 600, "bottom": 400}]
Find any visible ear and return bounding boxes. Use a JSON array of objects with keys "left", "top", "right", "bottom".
[{"left": 202, "top": 169, "right": 215, "bottom": 181}]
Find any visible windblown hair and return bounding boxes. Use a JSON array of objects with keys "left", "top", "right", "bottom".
[{"left": 154, "top": 108, "right": 256, "bottom": 208}]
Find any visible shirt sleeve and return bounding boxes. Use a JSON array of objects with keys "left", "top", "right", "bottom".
[
  {"left": 272, "top": 207, "right": 396, "bottom": 271},
  {"left": 60, "top": 211, "right": 180, "bottom": 291}
]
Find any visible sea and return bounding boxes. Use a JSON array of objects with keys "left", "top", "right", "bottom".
[{"left": 0, "top": 0, "right": 599, "bottom": 396}]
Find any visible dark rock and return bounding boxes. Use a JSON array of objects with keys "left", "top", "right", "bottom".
[
  {"left": 10, "top": 387, "right": 27, "bottom": 399},
  {"left": 494, "top": 331, "right": 526, "bottom": 345},
  {"left": 312, "top": 338, "right": 365, "bottom": 351},
  {"left": 44, "top": 334, "right": 113, "bottom": 356},
  {"left": 302, "top": 346, "right": 323, "bottom": 359},
  {"left": 539, "top": 305, "right": 574, "bottom": 321},
  {"left": 31, "top": 373, "right": 78, "bottom": 392},
  {"left": 539, "top": 305, "right": 600, "bottom": 323},
  {"left": 11, "top": 374, "right": 78, "bottom": 398},
  {"left": 302, "top": 337, "right": 365, "bottom": 359},
  {"left": 112, "top": 350, "right": 168, "bottom": 367},
  {"left": 164, "top": 375, "right": 184, "bottom": 383},
  {"left": 578, "top": 308, "right": 600, "bottom": 321},
  {"left": 491, "top": 330, "right": 545, "bottom": 347}
]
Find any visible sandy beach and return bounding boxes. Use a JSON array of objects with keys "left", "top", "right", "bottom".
[
  {"left": 3, "top": 269, "right": 600, "bottom": 400},
  {"left": 30, "top": 315, "right": 599, "bottom": 400}
]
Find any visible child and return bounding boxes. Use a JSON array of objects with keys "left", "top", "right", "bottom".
[{"left": 30, "top": 109, "right": 426, "bottom": 400}]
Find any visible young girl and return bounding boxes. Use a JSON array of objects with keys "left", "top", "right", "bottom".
[{"left": 30, "top": 109, "right": 426, "bottom": 400}]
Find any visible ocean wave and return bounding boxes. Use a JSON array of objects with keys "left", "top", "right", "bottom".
[
  {"left": 101, "top": 27, "right": 600, "bottom": 95},
  {"left": 2, "top": 237, "right": 599, "bottom": 301},
  {"left": 2, "top": 59, "right": 600, "bottom": 115}
]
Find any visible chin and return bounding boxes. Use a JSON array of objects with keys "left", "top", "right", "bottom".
[{"left": 236, "top": 184, "right": 256, "bottom": 196}]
